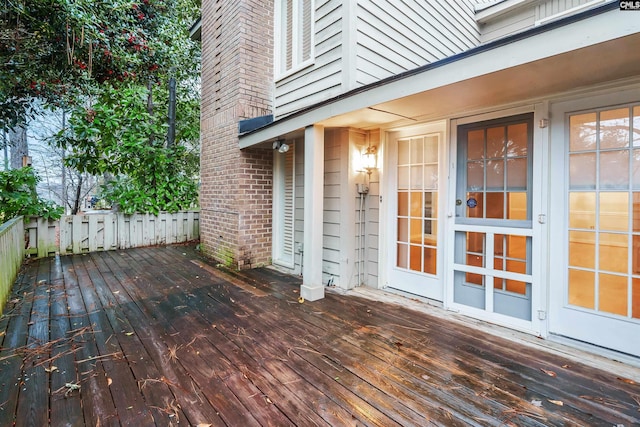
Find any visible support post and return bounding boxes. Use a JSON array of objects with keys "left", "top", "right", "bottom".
[{"left": 301, "top": 125, "right": 325, "bottom": 301}]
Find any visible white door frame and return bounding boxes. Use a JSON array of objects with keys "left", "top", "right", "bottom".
[{"left": 446, "top": 104, "right": 549, "bottom": 336}]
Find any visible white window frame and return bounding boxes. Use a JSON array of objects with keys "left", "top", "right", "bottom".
[{"left": 274, "top": 0, "right": 315, "bottom": 79}]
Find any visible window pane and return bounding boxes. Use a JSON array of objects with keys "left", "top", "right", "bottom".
[
  {"left": 397, "top": 243, "right": 408, "bottom": 268},
  {"left": 411, "top": 166, "right": 423, "bottom": 190},
  {"left": 467, "top": 232, "right": 485, "bottom": 254},
  {"left": 633, "top": 278, "right": 640, "bottom": 319},
  {"left": 410, "top": 192, "right": 422, "bottom": 217},
  {"left": 569, "top": 269, "right": 595, "bottom": 309},
  {"left": 411, "top": 138, "right": 423, "bottom": 163},
  {"left": 599, "top": 192, "right": 628, "bottom": 232},
  {"left": 424, "top": 192, "right": 436, "bottom": 219},
  {"left": 424, "top": 165, "right": 438, "bottom": 190},
  {"left": 486, "top": 127, "right": 504, "bottom": 158},
  {"left": 467, "top": 161, "right": 484, "bottom": 190},
  {"left": 633, "top": 150, "right": 640, "bottom": 188},
  {"left": 507, "top": 192, "right": 527, "bottom": 220},
  {"left": 466, "top": 254, "right": 483, "bottom": 285},
  {"left": 599, "top": 273, "right": 628, "bottom": 316},
  {"left": 569, "top": 192, "right": 596, "bottom": 229},
  {"left": 467, "top": 129, "right": 484, "bottom": 160},
  {"left": 507, "top": 122, "right": 528, "bottom": 157},
  {"left": 398, "top": 166, "right": 409, "bottom": 190},
  {"left": 600, "top": 108, "right": 630, "bottom": 149},
  {"left": 599, "top": 233, "right": 628, "bottom": 274},
  {"left": 397, "top": 192, "right": 408, "bottom": 216},
  {"left": 425, "top": 136, "right": 438, "bottom": 163},
  {"left": 466, "top": 192, "right": 483, "bottom": 219},
  {"left": 507, "top": 235, "right": 527, "bottom": 259},
  {"left": 398, "top": 139, "right": 410, "bottom": 164},
  {"left": 570, "top": 112, "right": 597, "bottom": 152},
  {"left": 507, "top": 158, "right": 527, "bottom": 189},
  {"left": 410, "top": 219, "right": 422, "bottom": 244},
  {"left": 505, "top": 280, "right": 527, "bottom": 295},
  {"left": 410, "top": 245, "right": 421, "bottom": 271},
  {"left": 570, "top": 153, "right": 596, "bottom": 189},
  {"left": 569, "top": 231, "right": 595, "bottom": 269},
  {"left": 634, "top": 106, "right": 640, "bottom": 147},
  {"left": 423, "top": 247, "right": 437, "bottom": 275},
  {"left": 486, "top": 192, "right": 504, "bottom": 219},
  {"left": 599, "top": 150, "right": 629, "bottom": 189},
  {"left": 397, "top": 218, "right": 408, "bottom": 243},
  {"left": 486, "top": 160, "right": 504, "bottom": 190}
]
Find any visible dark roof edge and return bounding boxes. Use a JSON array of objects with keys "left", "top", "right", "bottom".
[{"left": 240, "top": 1, "right": 619, "bottom": 137}]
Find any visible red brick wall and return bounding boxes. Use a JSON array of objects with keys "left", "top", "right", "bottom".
[{"left": 200, "top": 0, "right": 274, "bottom": 269}]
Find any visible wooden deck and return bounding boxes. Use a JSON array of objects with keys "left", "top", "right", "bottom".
[{"left": 0, "top": 245, "right": 639, "bottom": 426}]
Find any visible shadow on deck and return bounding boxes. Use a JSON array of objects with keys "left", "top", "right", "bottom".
[{"left": 0, "top": 245, "right": 639, "bottom": 426}]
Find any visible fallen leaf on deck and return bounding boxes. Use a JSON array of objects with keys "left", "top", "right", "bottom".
[
  {"left": 298, "top": 297, "right": 304, "bottom": 303},
  {"left": 293, "top": 289, "right": 298, "bottom": 293},
  {"left": 196, "top": 424, "right": 212, "bottom": 427},
  {"left": 421, "top": 375, "right": 430, "bottom": 381},
  {"left": 617, "top": 377, "right": 636, "bottom": 385},
  {"left": 113, "top": 291, "right": 120, "bottom": 294},
  {"left": 107, "top": 378, "right": 112, "bottom": 386},
  {"left": 531, "top": 399, "right": 542, "bottom": 407},
  {"left": 266, "top": 397, "right": 273, "bottom": 404},
  {"left": 541, "top": 369, "right": 557, "bottom": 377},
  {"left": 45, "top": 366, "right": 58, "bottom": 373},
  {"left": 125, "top": 332, "right": 134, "bottom": 336},
  {"left": 548, "top": 400, "right": 563, "bottom": 406}
]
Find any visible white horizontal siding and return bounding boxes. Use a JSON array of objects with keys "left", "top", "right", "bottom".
[
  {"left": 275, "top": 0, "right": 344, "bottom": 117},
  {"left": 356, "top": 0, "right": 480, "bottom": 85},
  {"left": 479, "top": 0, "right": 605, "bottom": 43},
  {"left": 323, "top": 129, "right": 343, "bottom": 285}
]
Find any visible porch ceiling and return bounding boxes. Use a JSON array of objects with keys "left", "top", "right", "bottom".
[{"left": 318, "top": 32, "right": 640, "bottom": 130}]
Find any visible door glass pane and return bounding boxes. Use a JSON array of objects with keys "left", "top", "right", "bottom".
[
  {"left": 633, "top": 235, "right": 640, "bottom": 274},
  {"left": 632, "top": 150, "right": 640, "bottom": 188},
  {"left": 634, "top": 107, "right": 640, "bottom": 147},
  {"left": 397, "top": 244, "right": 408, "bottom": 268},
  {"left": 411, "top": 138, "right": 423, "bottom": 163},
  {"left": 600, "top": 108, "right": 630, "bottom": 149},
  {"left": 397, "top": 218, "right": 408, "bottom": 243},
  {"left": 599, "top": 192, "right": 628, "bottom": 232},
  {"left": 599, "top": 273, "right": 627, "bottom": 316},
  {"left": 599, "top": 150, "right": 629, "bottom": 189},
  {"left": 467, "top": 129, "right": 484, "bottom": 160},
  {"left": 507, "top": 158, "right": 527, "bottom": 189},
  {"left": 507, "top": 192, "right": 527, "bottom": 220},
  {"left": 466, "top": 191, "right": 483, "bottom": 219},
  {"left": 570, "top": 112, "right": 597, "bottom": 151},
  {"left": 570, "top": 153, "right": 596, "bottom": 189},
  {"left": 634, "top": 193, "right": 640, "bottom": 232},
  {"left": 599, "top": 233, "right": 628, "bottom": 274},
  {"left": 410, "top": 192, "right": 422, "bottom": 217},
  {"left": 398, "top": 140, "right": 410, "bottom": 164},
  {"left": 424, "top": 165, "right": 438, "bottom": 189},
  {"left": 507, "top": 123, "right": 528, "bottom": 157},
  {"left": 486, "top": 127, "right": 504, "bottom": 158},
  {"left": 423, "top": 247, "right": 436, "bottom": 275},
  {"left": 633, "top": 278, "right": 640, "bottom": 319},
  {"left": 398, "top": 166, "right": 409, "bottom": 190},
  {"left": 411, "top": 166, "right": 423, "bottom": 189},
  {"left": 425, "top": 136, "right": 438, "bottom": 162},
  {"left": 569, "top": 231, "right": 595, "bottom": 269},
  {"left": 486, "top": 192, "right": 504, "bottom": 219},
  {"left": 569, "top": 192, "right": 595, "bottom": 229},
  {"left": 467, "top": 162, "right": 484, "bottom": 190},
  {"left": 398, "top": 192, "right": 408, "bottom": 216},
  {"left": 568, "top": 269, "right": 595, "bottom": 309},
  {"left": 486, "top": 160, "right": 504, "bottom": 190}
]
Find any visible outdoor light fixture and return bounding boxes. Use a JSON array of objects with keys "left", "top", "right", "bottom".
[
  {"left": 361, "top": 146, "right": 377, "bottom": 175},
  {"left": 272, "top": 139, "right": 290, "bottom": 153}
]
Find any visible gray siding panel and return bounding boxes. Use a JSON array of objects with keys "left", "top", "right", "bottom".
[
  {"left": 322, "top": 129, "right": 343, "bottom": 284},
  {"left": 356, "top": 0, "right": 480, "bottom": 84}
]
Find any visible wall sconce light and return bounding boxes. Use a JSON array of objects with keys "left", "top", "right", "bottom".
[
  {"left": 361, "top": 146, "right": 377, "bottom": 175},
  {"left": 272, "top": 139, "right": 290, "bottom": 153}
]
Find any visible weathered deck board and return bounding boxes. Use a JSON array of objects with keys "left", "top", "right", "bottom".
[{"left": 1, "top": 245, "right": 639, "bottom": 426}]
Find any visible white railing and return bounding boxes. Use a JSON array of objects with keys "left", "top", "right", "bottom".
[
  {"left": 24, "top": 211, "right": 200, "bottom": 257},
  {"left": 0, "top": 217, "right": 25, "bottom": 315}
]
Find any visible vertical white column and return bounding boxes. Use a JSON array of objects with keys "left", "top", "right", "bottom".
[{"left": 301, "top": 125, "right": 325, "bottom": 301}]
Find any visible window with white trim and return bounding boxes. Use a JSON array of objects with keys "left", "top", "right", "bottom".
[
  {"left": 276, "top": 0, "right": 314, "bottom": 77},
  {"left": 273, "top": 145, "right": 295, "bottom": 268}
]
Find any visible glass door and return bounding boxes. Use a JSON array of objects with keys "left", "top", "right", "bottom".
[
  {"left": 453, "top": 113, "right": 534, "bottom": 322},
  {"left": 387, "top": 126, "right": 444, "bottom": 301}
]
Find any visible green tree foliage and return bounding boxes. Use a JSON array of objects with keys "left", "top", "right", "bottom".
[
  {"left": 1, "top": 0, "right": 200, "bottom": 130},
  {"left": 0, "top": 167, "right": 64, "bottom": 222},
  {"left": 56, "top": 82, "right": 199, "bottom": 214},
  {"left": 2, "top": 0, "right": 201, "bottom": 215}
]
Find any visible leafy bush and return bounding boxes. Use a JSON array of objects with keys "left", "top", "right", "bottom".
[{"left": 0, "top": 167, "right": 64, "bottom": 223}]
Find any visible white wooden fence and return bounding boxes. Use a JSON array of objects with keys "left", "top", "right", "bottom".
[
  {"left": 24, "top": 211, "right": 200, "bottom": 258},
  {"left": 0, "top": 217, "right": 25, "bottom": 314}
]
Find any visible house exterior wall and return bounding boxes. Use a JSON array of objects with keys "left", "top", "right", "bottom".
[
  {"left": 355, "top": 0, "right": 480, "bottom": 86},
  {"left": 275, "top": 0, "right": 481, "bottom": 117},
  {"left": 479, "top": 0, "right": 603, "bottom": 43},
  {"left": 200, "top": 0, "right": 275, "bottom": 269}
]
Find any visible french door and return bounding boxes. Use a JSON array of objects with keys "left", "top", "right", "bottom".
[
  {"left": 549, "top": 100, "right": 640, "bottom": 356},
  {"left": 386, "top": 124, "right": 445, "bottom": 300},
  {"left": 451, "top": 113, "right": 536, "bottom": 325}
]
